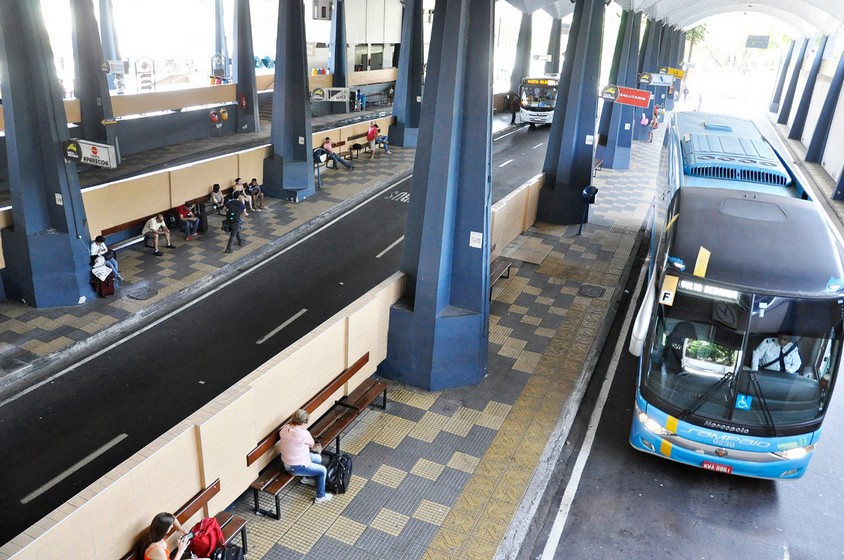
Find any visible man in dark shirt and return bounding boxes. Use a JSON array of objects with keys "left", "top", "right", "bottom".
[{"left": 224, "top": 197, "right": 245, "bottom": 253}]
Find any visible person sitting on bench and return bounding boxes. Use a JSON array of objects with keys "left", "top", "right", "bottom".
[
  {"left": 278, "top": 409, "right": 333, "bottom": 504},
  {"left": 321, "top": 137, "right": 354, "bottom": 170},
  {"left": 177, "top": 201, "right": 201, "bottom": 241},
  {"left": 135, "top": 512, "right": 202, "bottom": 560},
  {"left": 142, "top": 214, "right": 175, "bottom": 257},
  {"left": 247, "top": 178, "right": 266, "bottom": 209}
]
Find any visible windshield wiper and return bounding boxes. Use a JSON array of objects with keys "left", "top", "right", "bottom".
[
  {"left": 677, "top": 370, "right": 735, "bottom": 421},
  {"left": 747, "top": 372, "right": 778, "bottom": 436}
]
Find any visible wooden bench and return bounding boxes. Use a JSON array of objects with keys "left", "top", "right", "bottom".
[
  {"left": 119, "top": 478, "right": 247, "bottom": 560},
  {"left": 592, "top": 158, "right": 604, "bottom": 177},
  {"left": 345, "top": 132, "right": 370, "bottom": 159},
  {"left": 490, "top": 258, "right": 512, "bottom": 299},
  {"left": 246, "top": 352, "right": 388, "bottom": 519}
]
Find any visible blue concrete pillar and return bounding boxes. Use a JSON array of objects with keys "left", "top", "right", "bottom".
[
  {"left": 328, "top": 0, "right": 348, "bottom": 88},
  {"left": 233, "top": 0, "right": 260, "bottom": 133},
  {"left": 98, "top": 0, "right": 120, "bottom": 90},
  {"left": 654, "top": 23, "right": 673, "bottom": 111},
  {"left": 380, "top": 0, "right": 493, "bottom": 391},
  {"left": 509, "top": 12, "right": 532, "bottom": 96},
  {"left": 778, "top": 37, "right": 809, "bottom": 125},
  {"left": 214, "top": 0, "right": 229, "bottom": 78},
  {"left": 389, "top": 0, "right": 424, "bottom": 147},
  {"left": 71, "top": 0, "right": 117, "bottom": 147},
  {"left": 546, "top": 18, "right": 563, "bottom": 75},
  {"left": 806, "top": 50, "right": 844, "bottom": 162},
  {"left": 634, "top": 18, "right": 660, "bottom": 142},
  {"left": 538, "top": 0, "right": 605, "bottom": 225},
  {"left": 0, "top": 0, "right": 94, "bottom": 307},
  {"left": 262, "top": 0, "right": 315, "bottom": 202},
  {"left": 595, "top": 10, "right": 641, "bottom": 170},
  {"left": 769, "top": 40, "right": 795, "bottom": 113},
  {"left": 663, "top": 27, "right": 680, "bottom": 112},
  {"left": 788, "top": 35, "right": 828, "bottom": 140}
]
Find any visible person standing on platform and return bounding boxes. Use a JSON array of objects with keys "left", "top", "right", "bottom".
[
  {"left": 510, "top": 93, "right": 520, "bottom": 125},
  {"left": 223, "top": 196, "right": 245, "bottom": 254}
]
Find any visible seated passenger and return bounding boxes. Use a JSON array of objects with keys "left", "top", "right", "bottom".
[
  {"left": 247, "top": 178, "right": 266, "bottom": 209},
  {"left": 752, "top": 333, "right": 802, "bottom": 374},
  {"left": 90, "top": 255, "right": 116, "bottom": 296},
  {"left": 232, "top": 177, "right": 257, "bottom": 214},
  {"left": 278, "top": 409, "right": 332, "bottom": 504},
  {"left": 209, "top": 183, "right": 225, "bottom": 213},
  {"left": 134, "top": 512, "right": 206, "bottom": 560},
  {"left": 141, "top": 214, "right": 175, "bottom": 257},
  {"left": 89, "top": 235, "right": 123, "bottom": 282},
  {"left": 662, "top": 322, "right": 696, "bottom": 374},
  {"left": 321, "top": 137, "right": 354, "bottom": 170},
  {"left": 176, "top": 201, "right": 200, "bottom": 241}
]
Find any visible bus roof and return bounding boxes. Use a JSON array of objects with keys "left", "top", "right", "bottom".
[
  {"left": 668, "top": 188, "right": 844, "bottom": 296},
  {"left": 674, "top": 112, "right": 800, "bottom": 198}
]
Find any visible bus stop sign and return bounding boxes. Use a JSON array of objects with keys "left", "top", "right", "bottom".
[{"left": 746, "top": 35, "right": 770, "bottom": 49}]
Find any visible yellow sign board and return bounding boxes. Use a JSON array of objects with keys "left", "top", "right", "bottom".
[{"left": 661, "top": 67, "right": 685, "bottom": 78}]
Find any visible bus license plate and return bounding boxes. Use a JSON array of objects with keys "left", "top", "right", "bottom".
[{"left": 702, "top": 461, "right": 733, "bottom": 475}]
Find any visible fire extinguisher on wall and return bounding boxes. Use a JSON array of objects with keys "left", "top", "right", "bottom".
[
  {"left": 239, "top": 94, "right": 247, "bottom": 110},
  {"left": 220, "top": 108, "right": 229, "bottom": 121},
  {"left": 210, "top": 111, "right": 219, "bottom": 123}
]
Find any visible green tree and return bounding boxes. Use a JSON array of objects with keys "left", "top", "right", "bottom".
[{"left": 685, "top": 25, "right": 708, "bottom": 63}]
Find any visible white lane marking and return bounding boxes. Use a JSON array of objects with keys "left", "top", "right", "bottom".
[
  {"left": 376, "top": 236, "right": 404, "bottom": 259},
  {"left": 540, "top": 264, "right": 646, "bottom": 560},
  {"left": 256, "top": 309, "right": 308, "bottom": 345},
  {"left": 499, "top": 159, "right": 514, "bottom": 168},
  {"left": 0, "top": 175, "right": 413, "bottom": 410},
  {"left": 532, "top": 143, "right": 544, "bottom": 149},
  {"left": 20, "top": 433, "right": 128, "bottom": 504},
  {"left": 495, "top": 127, "right": 524, "bottom": 141}
]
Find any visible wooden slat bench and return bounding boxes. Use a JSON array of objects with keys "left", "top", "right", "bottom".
[
  {"left": 490, "top": 258, "right": 512, "bottom": 299},
  {"left": 119, "top": 478, "right": 247, "bottom": 560},
  {"left": 345, "top": 132, "right": 370, "bottom": 159},
  {"left": 592, "top": 158, "right": 604, "bottom": 177},
  {"left": 245, "top": 352, "right": 388, "bottom": 519}
]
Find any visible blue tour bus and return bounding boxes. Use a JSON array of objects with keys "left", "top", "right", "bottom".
[{"left": 628, "top": 111, "right": 844, "bottom": 479}]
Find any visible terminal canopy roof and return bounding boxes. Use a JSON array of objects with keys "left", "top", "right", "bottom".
[{"left": 505, "top": 0, "right": 843, "bottom": 37}]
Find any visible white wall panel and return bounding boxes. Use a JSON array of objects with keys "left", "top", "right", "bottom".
[
  {"left": 800, "top": 75, "right": 830, "bottom": 147},
  {"left": 384, "top": 0, "right": 403, "bottom": 44},
  {"left": 367, "top": 0, "right": 386, "bottom": 43},
  {"left": 347, "top": 0, "right": 368, "bottom": 44}
]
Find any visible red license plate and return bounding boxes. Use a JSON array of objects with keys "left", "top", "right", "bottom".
[{"left": 702, "top": 461, "right": 733, "bottom": 474}]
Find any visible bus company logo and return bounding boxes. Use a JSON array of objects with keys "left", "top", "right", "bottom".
[
  {"left": 700, "top": 421, "right": 751, "bottom": 436},
  {"left": 600, "top": 86, "right": 618, "bottom": 101},
  {"left": 693, "top": 427, "right": 771, "bottom": 450}
]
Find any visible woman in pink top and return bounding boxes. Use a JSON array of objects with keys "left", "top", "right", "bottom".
[
  {"left": 278, "top": 409, "right": 333, "bottom": 503},
  {"left": 137, "top": 512, "right": 205, "bottom": 560}
]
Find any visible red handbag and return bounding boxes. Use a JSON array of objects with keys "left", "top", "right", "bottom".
[{"left": 187, "top": 517, "right": 224, "bottom": 558}]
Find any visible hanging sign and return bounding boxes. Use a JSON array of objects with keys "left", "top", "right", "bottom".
[
  {"left": 660, "top": 66, "right": 685, "bottom": 78},
  {"left": 311, "top": 88, "right": 327, "bottom": 101},
  {"left": 62, "top": 139, "right": 117, "bottom": 168},
  {"left": 600, "top": 85, "right": 651, "bottom": 108},
  {"left": 639, "top": 72, "right": 674, "bottom": 86},
  {"left": 326, "top": 87, "right": 349, "bottom": 102}
]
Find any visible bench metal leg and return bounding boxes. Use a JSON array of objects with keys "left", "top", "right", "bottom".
[
  {"left": 240, "top": 525, "right": 248, "bottom": 555},
  {"left": 334, "top": 434, "right": 341, "bottom": 455},
  {"left": 252, "top": 489, "right": 281, "bottom": 520},
  {"left": 379, "top": 388, "right": 387, "bottom": 410}
]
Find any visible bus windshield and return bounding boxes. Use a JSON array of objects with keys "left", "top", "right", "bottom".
[
  {"left": 643, "top": 283, "right": 843, "bottom": 432},
  {"left": 520, "top": 80, "right": 557, "bottom": 109}
]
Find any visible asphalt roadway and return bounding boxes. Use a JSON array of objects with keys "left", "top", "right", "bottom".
[{"left": 0, "top": 125, "right": 552, "bottom": 545}]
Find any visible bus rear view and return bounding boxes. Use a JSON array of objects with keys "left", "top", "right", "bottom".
[{"left": 628, "top": 111, "right": 844, "bottom": 479}]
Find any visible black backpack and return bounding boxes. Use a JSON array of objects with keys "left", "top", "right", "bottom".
[
  {"left": 325, "top": 453, "right": 353, "bottom": 494},
  {"left": 210, "top": 544, "right": 244, "bottom": 560}
]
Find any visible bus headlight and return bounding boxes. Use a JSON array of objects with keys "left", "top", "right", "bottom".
[
  {"left": 773, "top": 445, "right": 814, "bottom": 460},
  {"left": 637, "top": 408, "right": 673, "bottom": 437}
]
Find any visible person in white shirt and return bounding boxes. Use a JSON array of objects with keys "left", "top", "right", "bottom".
[
  {"left": 142, "top": 214, "right": 174, "bottom": 256},
  {"left": 89, "top": 235, "right": 123, "bottom": 281},
  {"left": 752, "top": 333, "right": 802, "bottom": 374}
]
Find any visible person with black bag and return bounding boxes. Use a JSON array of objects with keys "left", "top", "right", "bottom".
[
  {"left": 278, "top": 409, "right": 333, "bottom": 504},
  {"left": 89, "top": 235, "right": 124, "bottom": 282},
  {"left": 223, "top": 196, "right": 245, "bottom": 254}
]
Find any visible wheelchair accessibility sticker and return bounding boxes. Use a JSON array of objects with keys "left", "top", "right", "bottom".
[{"left": 736, "top": 393, "right": 753, "bottom": 410}]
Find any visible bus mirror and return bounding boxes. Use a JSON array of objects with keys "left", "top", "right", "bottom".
[{"left": 629, "top": 275, "right": 657, "bottom": 356}]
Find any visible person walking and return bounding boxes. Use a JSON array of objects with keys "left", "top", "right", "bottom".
[
  {"left": 510, "top": 93, "right": 520, "bottom": 125},
  {"left": 223, "top": 196, "right": 245, "bottom": 253}
]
